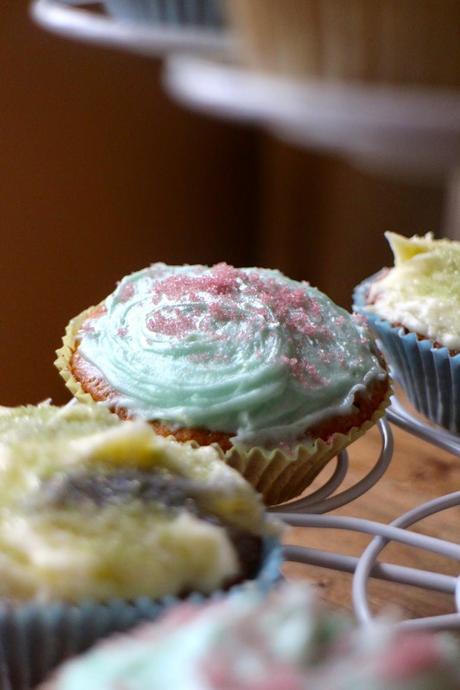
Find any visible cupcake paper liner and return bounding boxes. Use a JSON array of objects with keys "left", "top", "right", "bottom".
[
  {"left": 56, "top": 308, "right": 390, "bottom": 506},
  {"left": 354, "top": 276, "right": 460, "bottom": 434},
  {"left": 217, "top": 398, "right": 390, "bottom": 506},
  {"left": 103, "top": 0, "right": 224, "bottom": 27},
  {"left": 0, "top": 537, "right": 281, "bottom": 690},
  {"left": 55, "top": 306, "right": 101, "bottom": 407}
]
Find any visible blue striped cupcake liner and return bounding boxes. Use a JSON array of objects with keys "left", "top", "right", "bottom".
[
  {"left": 103, "top": 0, "right": 224, "bottom": 27},
  {"left": 354, "top": 276, "right": 460, "bottom": 434},
  {"left": 0, "top": 536, "right": 281, "bottom": 690}
]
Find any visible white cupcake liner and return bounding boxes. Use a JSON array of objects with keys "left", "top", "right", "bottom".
[
  {"left": 354, "top": 277, "right": 460, "bottom": 434},
  {"left": 0, "top": 536, "right": 281, "bottom": 690}
]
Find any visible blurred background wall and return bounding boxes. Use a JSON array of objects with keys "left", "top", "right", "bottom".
[{"left": 0, "top": 2, "right": 445, "bottom": 405}]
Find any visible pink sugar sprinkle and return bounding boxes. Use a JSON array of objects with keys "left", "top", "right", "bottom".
[
  {"left": 203, "top": 658, "right": 303, "bottom": 690},
  {"left": 118, "top": 282, "right": 135, "bottom": 303},
  {"left": 81, "top": 322, "right": 96, "bottom": 334},
  {"left": 248, "top": 670, "right": 303, "bottom": 690},
  {"left": 151, "top": 263, "right": 240, "bottom": 303},
  {"left": 304, "top": 363, "right": 326, "bottom": 386},
  {"left": 281, "top": 356, "right": 326, "bottom": 388},
  {"left": 117, "top": 327, "right": 128, "bottom": 337},
  {"left": 146, "top": 309, "right": 194, "bottom": 337},
  {"left": 281, "top": 355, "right": 298, "bottom": 368},
  {"left": 352, "top": 313, "right": 368, "bottom": 328},
  {"left": 337, "top": 352, "right": 347, "bottom": 367},
  {"left": 208, "top": 302, "right": 240, "bottom": 321},
  {"left": 188, "top": 352, "right": 212, "bottom": 364},
  {"left": 288, "top": 288, "right": 309, "bottom": 308},
  {"left": 160, "top": 605, "right": 201, "bottom": 626},
  {"left": 142, "top": 265, "right": 346, "bottom": 386},
  {"left": 377, "top": 635, "right": 443, "bottom": 681}
]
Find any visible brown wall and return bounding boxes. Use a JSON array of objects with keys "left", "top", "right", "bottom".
[{"left": 0, "top": 3, "right": 444, "bottom": 405}]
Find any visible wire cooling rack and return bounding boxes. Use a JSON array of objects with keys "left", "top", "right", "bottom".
[
  {"left": 31, "top": 0, "right": 460, "bottom": 631},
  {"left": 270, "top": 418, "right": 393, "bottom": 516},
  {"left": 276, "top": 398, "right": 460, "bottom": 632}
]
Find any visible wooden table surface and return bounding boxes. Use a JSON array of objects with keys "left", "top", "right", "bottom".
[{"left": 282, "top": 419, "right": 460, "bottom": 622}]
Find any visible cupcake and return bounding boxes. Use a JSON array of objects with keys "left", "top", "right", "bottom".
[
  {"left": 226, "top": 0, "right": 460, "bottom": 88},
  {"left": 39, "top": 582, "right": 460, "bottom": 690},
  {"left": 0, "top": 403, "right": 280, "bottom": 689},
  {"left": 56, "top": 263, "right": 390, "bottom": 505},
  {"left": 354, "top": 232, "right": 460, "bottom": 433}
]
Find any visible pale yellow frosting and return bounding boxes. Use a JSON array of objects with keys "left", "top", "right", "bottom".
[
  {"left": 0, "top": 403, "right": 272, "bottom": 602},
  {"left": 368, "top": 232, "right": 460, "bottom": 350}
]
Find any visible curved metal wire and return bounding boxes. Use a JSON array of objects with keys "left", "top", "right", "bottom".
[
  {"left": 284, "top": 545, "right": 456, "bottom": 594},
  {"left": 352, "top": 491, "right": 460, "bottom": 631},
  {"left": 281, "top": 451, "right": 349, "bottom": 509},
  {"left": 272, "top": 417, "right": 393, "bottom": 515},
  {"left": 387, "top": 396, "right": 460, "bottom": 458},
  {"left": 280, "top": 408, "right": 460, "bottom": 632}
]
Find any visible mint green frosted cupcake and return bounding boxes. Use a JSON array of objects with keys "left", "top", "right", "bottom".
[
  {"left": 57, "top": 263, "right": 390, "bottom": 505},
  {"left": 40, "top": 583, "right": 460, "bottom": 690}
]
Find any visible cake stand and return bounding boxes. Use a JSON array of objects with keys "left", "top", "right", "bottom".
[
  {"left": 32, "top": 0, "right": 460, "bottom": 181},
  {"left": 31, "top": 0, "right": 460, "bottom": 630},
  {"left": 31, "top": 0, "right": 230, "bottom": 58},
  {"left": 165, "top": 54, "right": 460, "bottom": 181}
]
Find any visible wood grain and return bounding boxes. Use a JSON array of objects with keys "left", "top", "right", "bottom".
[{"left": 282, "top": 422, "right": 460, "bottom": 621}]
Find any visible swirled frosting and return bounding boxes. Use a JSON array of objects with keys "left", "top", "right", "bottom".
[
  {"left": 46, "top": 584, "right": 460, "bottom": 690},
  {"left": 0, "top": 404, "right": 273, "bottom": 602},
  {"left": 76, "top": 264, "right": 385, "bottom": 446},
  {"left": 367, "top": 232, "right": 460, "bottom": 350}
]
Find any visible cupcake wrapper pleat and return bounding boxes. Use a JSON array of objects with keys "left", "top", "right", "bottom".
[
  {"left": 0, "top": 599, "right": 164, "bottom": 690},
  {"left": 0, "top": 537, "right": 281, "bottom": 690},
  {"left": 103, "top": 0, "right": 223, "bottom": 26},
  {"left": 354, "top": 277, "right": 460, "bottom": 434},
  {"left": 220, "top": 396, "right": 390, "bottom": 506}
]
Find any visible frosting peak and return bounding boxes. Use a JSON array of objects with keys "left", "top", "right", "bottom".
[
  {"left": 76, "top": 264, "right": 385, "bottom": 446},
  {"left": 367, "top": 233, "right": 460, "bottom": 350}
]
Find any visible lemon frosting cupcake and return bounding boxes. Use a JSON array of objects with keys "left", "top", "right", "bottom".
[
  {"left": 0, "top": 403, "right": 280, "bottom": 689},
  {"left": 56, "top": 263, "right": 390, "bottom": 504},
  {"left": 354, "top": 232, "right": 460, "bottom": 432},
  {"left": 40, "top": 583, "right": 460, "bottom": 690},
  {"left": 0, "top": 402, "right": 276, "bottom": 602}
]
